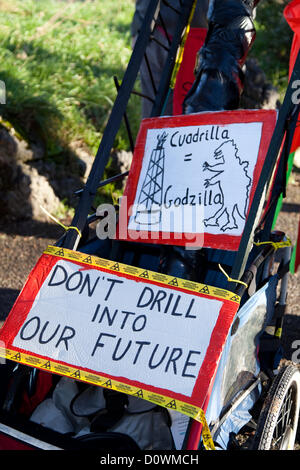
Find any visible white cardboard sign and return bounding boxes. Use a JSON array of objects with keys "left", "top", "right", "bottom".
[
  {"left": 12, "top": 259, "right": 222, "bottom": 397},
  {"left": 0, "top": 248, "right": 241, "bottom": 417},
  {"left": 119, "top": 110, "right": 277, "bottom": 250}
]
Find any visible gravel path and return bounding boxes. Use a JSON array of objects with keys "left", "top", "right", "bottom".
[
  {"left": 273, "top": 171, "right": 300, "bottom": 360},
  {"left": 0, "top": 219, "right": 64, "bottom": 322}
]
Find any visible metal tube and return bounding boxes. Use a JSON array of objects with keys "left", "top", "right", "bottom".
[{"left": 63, "top": 0, "right": 161, "bottom": 250}]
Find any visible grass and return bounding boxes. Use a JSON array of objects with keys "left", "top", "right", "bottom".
[
  {"left": 0, "top": 0, "right": 139, "bottom": 160},
  {"left": 0, "top": 0, "right": 293, "bottom": 151}
]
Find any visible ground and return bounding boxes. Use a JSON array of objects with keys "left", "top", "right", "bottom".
[{"left": 275, "top": 171, "right": 300, "bottom": 361}]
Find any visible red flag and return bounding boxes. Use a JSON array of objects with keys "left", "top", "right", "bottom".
[
  {"left": 173, "top": 28, "right": 207, "bottom": 115},
  {"left": 284, "top": 0, "right": 300, "bottom": 152},
  {"left": 284, "top": 0, "right": 300, "bottom": 273}
]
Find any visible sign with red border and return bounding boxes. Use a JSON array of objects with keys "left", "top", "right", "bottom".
[
  {"left": 118, "top": 110, "right": 277, "bottom": 250},
  {"left": 0, "top": 246, "right": 240, "bottom": 426}
]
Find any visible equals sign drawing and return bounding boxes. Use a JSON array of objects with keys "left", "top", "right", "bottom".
[{"left": 184, "top": 153, "right": 192, "bottom": 162}]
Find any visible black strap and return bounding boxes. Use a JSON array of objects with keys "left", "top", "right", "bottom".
[
  {"left": 277, "top": 260, "right": 290, "bottom": 280},
  {"left": 273, "top": 303, "right": 286, "bottom": 320}
]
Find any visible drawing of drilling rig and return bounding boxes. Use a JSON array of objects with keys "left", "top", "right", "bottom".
[{"left": 134, "top": 131, "right": 167, "bottom": 225}]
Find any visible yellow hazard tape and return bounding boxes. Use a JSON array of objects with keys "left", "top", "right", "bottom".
[
  {"left": 43, "top": 245, "right": 240, "bottom": 304},
  {"left": 0, "top": 346, "right": 215, "bottom": 450}
]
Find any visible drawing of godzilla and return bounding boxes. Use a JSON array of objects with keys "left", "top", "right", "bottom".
[{"left": 202, "top": 140, "right": 252, "bottom": 232}]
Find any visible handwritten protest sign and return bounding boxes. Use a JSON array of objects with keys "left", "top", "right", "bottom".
[
  {"left": 0, "top": 246, "right": 240, "bottom": 421},
  {"left": 118, "top": 110, "right": 277, "bottom": 250}
]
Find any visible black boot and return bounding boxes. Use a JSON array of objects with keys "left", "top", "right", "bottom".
[{"left": 183, "top": 0, "right": 259, "bottom": 114}]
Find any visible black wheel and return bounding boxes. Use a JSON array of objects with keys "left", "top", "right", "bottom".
[{"left": 252, "top": 365, "right": 300, "bottom": 450}]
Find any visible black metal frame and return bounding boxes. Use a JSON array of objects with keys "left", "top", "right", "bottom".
[
  {"left": 230, "top": 53, "right": 300, "bottom": 282},
  {"left": 63, "top": 0, "right": 196, "bottom": 251}
]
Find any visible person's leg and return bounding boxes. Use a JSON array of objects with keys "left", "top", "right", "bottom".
[{"left": 183, "top": 0, "right": 260, "bottom": 114}]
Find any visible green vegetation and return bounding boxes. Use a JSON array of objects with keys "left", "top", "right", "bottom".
[
  {"left": 252, "top": 0, "right": 293, "bottom": 98},
  {"left": 0, "top": 0, "right": 138, "bottom": 159}
]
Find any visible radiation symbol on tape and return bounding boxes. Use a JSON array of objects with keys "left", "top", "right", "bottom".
[
  {"left": 199, "top": 285, "right": 210, "bottom": 295},
  {"left": 133, "top": 389, "right": 144, "bottom": 399},
  {"left": 110, "top": 263, "right": 120, "bottom": 271},
  {"left": 103, "top": 379, "right": 113, "bottom": 388},
  {"left": 166, "top": 399, "right": 177, "bottom": 410},
  {"left": 55, "top": 249, "right": 65, "bottom": 257},
  {"left": 70, "top": 369, "right": 81, "bottom": 379},
  {"left": 11, "top": 352, "right": 21, "bottom": 361},
  {"left": 139, "top": 270, "right": 149, "bottom": 279},
  {"left": 41, "top": 360, "right": 51, "bottom": 370}
]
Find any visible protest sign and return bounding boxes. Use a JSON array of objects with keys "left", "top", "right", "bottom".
[
  {"left": 0, "top": 246, "right": 240, "bottom": 423},
  {"left": 118, "top": 110, "right": 277, "bottom": 250}
]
